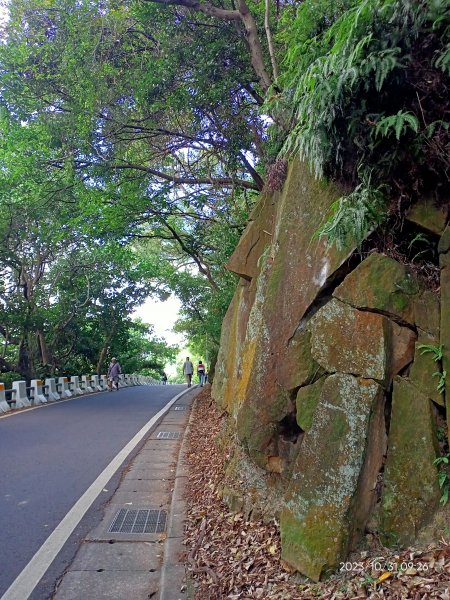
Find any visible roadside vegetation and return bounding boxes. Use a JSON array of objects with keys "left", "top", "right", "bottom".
[{"left": 0, "top": 0, "right": 448, "bottom": 378}]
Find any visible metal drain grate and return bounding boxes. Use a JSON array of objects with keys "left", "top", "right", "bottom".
[
  {"left": 109, "top": 509, "right": 167, "bottom": 534},
  {"left": 157, "top": 431, "right": 181, "bottom": 439},
  {"left": 173, "top": 406, "right": 187, "bottom": 411}
]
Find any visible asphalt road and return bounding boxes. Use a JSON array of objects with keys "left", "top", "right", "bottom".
[{"left": 0, "top": 384, "right": 185, "bottom": 598}]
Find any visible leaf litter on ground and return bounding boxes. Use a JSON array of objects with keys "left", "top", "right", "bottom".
[{"left": 183, "top": 388, "right": 450, "bottom": 599}]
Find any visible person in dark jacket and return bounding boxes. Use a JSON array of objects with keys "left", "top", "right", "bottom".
[{"left": 107, "top": 357, "right": 122, "bottom": 391}]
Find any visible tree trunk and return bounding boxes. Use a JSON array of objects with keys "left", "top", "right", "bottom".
[
  {"left": 37, "top": 330, "right": 52, "bottom": 367},
  {"left": 238, "top": 0, "right": 273, "bottom": 92},
  {"left": 264, "top": 0, "right": 279, "bottom": 80},
  {"left": 96, "top": 324, "right": 117, "bottom": 375},
  {"left": 18, "top": 336, "right": 32, "bottom": 380}
]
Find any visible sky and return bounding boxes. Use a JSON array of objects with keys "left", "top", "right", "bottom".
[{"left": 132, "top": 295, "right": 185, "bottom": 348}]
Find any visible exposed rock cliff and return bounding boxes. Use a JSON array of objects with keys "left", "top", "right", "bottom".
[{"left": 212, "top": 159, "right": 449, "bottom": 581}]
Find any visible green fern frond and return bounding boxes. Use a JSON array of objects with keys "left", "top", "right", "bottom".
[
  {"left": 435, "top": 43, "right": 450, "bottom": 73},
  {"left": 313, "top": 172, "right": 386, "bottom": 250},
  {"left": 374, "top": 111, "right": 419, "bottom": 140}
]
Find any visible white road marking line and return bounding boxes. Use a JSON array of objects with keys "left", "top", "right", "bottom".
[{"left": 0, "top": 387, "right": 190, "bottom": 600}]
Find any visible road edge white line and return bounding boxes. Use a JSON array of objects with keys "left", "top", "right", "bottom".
[{"left": 0, "top": 386, "right": 194, "bottom": 600}]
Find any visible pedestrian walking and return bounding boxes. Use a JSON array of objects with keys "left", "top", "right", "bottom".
[
  {"left": 183, "top": 357, "right": 194, "bottom": 387},
  {"left": 197, "top": 360, "right": 206, "bottom": 386},
  {"left": 161, "top": 371, "right": 168, "bottom": 385},
  {"left": 107, "top": 357, "right": 122, "bottom": 391}
]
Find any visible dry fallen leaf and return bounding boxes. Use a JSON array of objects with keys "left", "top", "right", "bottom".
[{"left": 183, "top": 389, "right": 450, "bottom": 600}]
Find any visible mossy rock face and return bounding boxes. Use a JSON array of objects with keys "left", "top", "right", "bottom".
[
  {"left": 406, "top": 198, "right": 448, "bottom": 235},
  {"left": 212, "top": 281, "right": 253, "bottom": 413},
  {"left": 296, "top": 377, "right": 327, "bottom": 431},
  {"left": 281, "top": 374, "right": 384, "bottom": 580},
  {"left": 309, "top": 298, "right": 415, "bottom": 384},
  {"left": 379, "top": 377, "right": 440, "bottom": 546},
  {"left": 413, "top": 290, "right": 440, "bottom": 339},
  {"left": 438, "top": 224, "right": 450, "bottom": 254},
  {"left": 281, "top": 504, "right": 345, "bottom": 582},
  {"left": 440, "top": 250, "right": 450, "bottom": 440},
  {"left": 277, "top": 328, "right": 324, "bottom": 392},
  {"left": 223, "top": 159, "right": 356, "bottom": 469},
  {"left": 226, "top": 194, "right": 276, "bottom": 280},
  {"left": 261, "top": 160, "right": 354, "bottom": 342},
  {"left": 333, "top": 252, "right": 419, "bottom": 324},
  {"left": 409, "top": 342, "right": 444, "bottom": 407}
]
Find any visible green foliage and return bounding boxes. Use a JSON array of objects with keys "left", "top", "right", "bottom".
[
  {"left": 407, "top": 233, "right": 437, "bottom": 263},
  {"left": 418, "top": 344, "right": 444, "bottom": 362},
  {"left": 1, "top": 372, "right": 23, "bottom": 388},
  {"left": 0, "top": 0, "right": 261, "bottom": 374},
  {"left": 432, "top": 370, "right": 447, "bottom": 394},
  {"left": 434, "top": 454, "right": 450, "bottom": 505},
  {"left": 374, "top": 111, "right": 419, "bottom": 140},
  {"left": 274, "top": 0, "right": 450, "bottom": 248},
  {"left": 418, "top": 344, "right": 445, "bottom": 394},
  {"left": 314, "top": 175, "right": 386, "bottom": 250}
]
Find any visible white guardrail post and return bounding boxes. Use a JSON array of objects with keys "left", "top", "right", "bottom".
[
  {"left": 1, "top": 370, "right": 146, "bottom": 413},
  {"left": 58, "top": 377, "right": 72, "bottom": 398},
  {"left": 30, "top": 379, "right": 47, "bottom": 405},
  {"left": 91, "top": 375, "right": 102, "bottom": 391},
  {"left": 0, "top": 383, "right": 10, "bottom": 413},
  {"left": 70, "top": 376, "right": 83, "bottom": 395},
  {"left": 81, "top": 375, "right": 94, "bottom": 393},
  {"left": 45, "top": 378, "right": 60, "bottom": 401},
  {"left": 12, "top": 381, "right": 31, "bottom": 407}
]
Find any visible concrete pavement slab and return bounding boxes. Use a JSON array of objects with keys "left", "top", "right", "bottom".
[
  {"left": 124, "top": 467, "right": 175, "bottom": 479},
  {"left": 52, "top": 385, "right": 202, "bottom": 600},
  {"left": 69, "top": 541, "right": 161, "bottom": 571},
  {"left": 106, "top": 490, "right": 170, "bottom": 505},
  {"left": 118, "top": 478, "right": 170, "bottom": 492},
  {"left": 53, "top": 570, "right": 159, "bottom": 600}
]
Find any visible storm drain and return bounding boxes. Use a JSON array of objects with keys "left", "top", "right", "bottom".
[
  {"left": 109, "top": 509, "right": 167, "bottom": 534},
  {"left": 157, "top": 431, "right": 181, "bottom": 439},
  {"left": 173, "top": 406, "right": 187, "bottom": 411}
]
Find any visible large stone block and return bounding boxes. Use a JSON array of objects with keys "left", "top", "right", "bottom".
[
  {"left": 310, "top": 298, "right": 415, "bottom": 384},
  {"left": 413, "top": 290, "right": 440, "bottom": 339},
  {"left": 440, "top": 250, "right": 450, "bottom": 438},
  {"left": 380, "top": 377, "right": 440, "bottom": 546},
  {"left": 226, "top": 194, "right": 276, "bottom": 280},
  {"left": 295, "top": 377, "right": 327, "bottom": 431},
  {"left": 230, "top": 160, "right": 355, "bottom": 467},
  {"left": 333, "top": 252, "right": 418, "bottom": 324},
  {"left": 281, "top": 374, "right": 384, "bottom": 580},
  {"left": 277, "top": 328, "right": 324, "bottom": 392},
  {"left": 212, "top": 281, "right": 252, "bottom": 413},
  {"left": 438, "top": 224, "right": 450, "bottom": 254},
  {"left": 406, "top": 198, "right": 448, "bottom": 235},
  {"left": 409, "top": 342, "right": 444, "bottom": 407}
]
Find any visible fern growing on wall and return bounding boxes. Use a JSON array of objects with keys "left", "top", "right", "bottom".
[
  {"left": 270, "top": 0, "right": 450, "bottom": 248},
  {"left": 314, "top": 174, "right": 386, "bottom": 250}
]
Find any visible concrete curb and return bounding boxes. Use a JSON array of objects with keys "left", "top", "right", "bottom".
[{"left": 159, "top": 390, "right": 201, "bottom": 600}]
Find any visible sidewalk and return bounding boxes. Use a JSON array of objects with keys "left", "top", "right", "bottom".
[{"left": 52, "top": 385, "right": 200, "bottom": 600}]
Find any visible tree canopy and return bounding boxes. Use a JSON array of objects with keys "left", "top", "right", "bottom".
[{"left": 0, "top": 0, "right": 449, "bottom": 379}]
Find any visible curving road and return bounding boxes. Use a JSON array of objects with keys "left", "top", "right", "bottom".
[{"left": 0, "top": 384, "right": 185, "bottom": 599}]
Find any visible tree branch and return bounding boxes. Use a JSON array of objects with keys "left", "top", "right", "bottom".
[
  {"left": 88, "top": 160, "right": 262, "bottom": 190},
  {"left": 264, "top": 0, "right": 279, "bottom": 80},
  {"left": 146, "top": 0, "right": 273, "bottom": 92}
]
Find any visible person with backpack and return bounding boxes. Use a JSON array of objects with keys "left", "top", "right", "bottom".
[{"left": 197, "top": 360, "right": 206, "bottom": 386}]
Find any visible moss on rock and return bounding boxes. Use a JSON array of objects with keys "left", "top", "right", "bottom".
[{"left": 379, "top": 377, "right": 440, "bottom": 546}]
